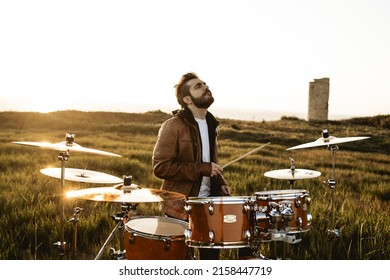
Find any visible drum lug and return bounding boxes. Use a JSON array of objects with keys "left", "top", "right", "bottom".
[
  {"left": 244, "top": 229, "right": 251, "bottom": 241},
  {"left": 128, "top": 232, "right": 136, "bottom": 245},
  {"left": 209, "top": 230, "right": 215, "bottom": 243},
  {"left": 255, "top": 212, "right": 267, "bottom": 222},
  {"left": 307, "top": 213, "right": 312, "bottom": 223},
  {"left": 269, "top": 208, "right": 282, "bottom": 223},
  {"left": 184, "top": 229, "right": 192, "bottom": 239},
  {"left": 164, "top": 238, "right": 171, "bottom": 251},
  {"left": 243, "top": 198, "right": 253, "bottom": 213},
  {"left": 208, "top": 201, "right": 214, "bottom": 215},
  {"left": 281, "top": 207, "right": 295, "bottom": 222},
  {"left": 295, "top": 198, "right": 301, "bottom": 208},
  {"left": 184, "top": 203, "right": 192, "bottom": 214}
]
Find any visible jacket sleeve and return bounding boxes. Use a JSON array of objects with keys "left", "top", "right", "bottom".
[{"left": 152, "top": 118, "right": 212, "bottom": 182}]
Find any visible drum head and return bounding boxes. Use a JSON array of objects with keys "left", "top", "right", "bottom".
[{"left": 125, "top": 216, "right": 188, "bottom": 237}]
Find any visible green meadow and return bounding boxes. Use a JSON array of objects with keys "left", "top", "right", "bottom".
[{"left": 0, "top": 111, "right": 389, "bottom": 260}]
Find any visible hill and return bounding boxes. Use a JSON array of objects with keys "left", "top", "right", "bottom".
[{"left": 1, "top": 110, "right": 389, "bottom": 154}]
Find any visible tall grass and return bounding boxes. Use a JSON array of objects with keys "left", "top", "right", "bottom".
[{"left": 0, "top": 111, "right": 389, "bottom": 260}]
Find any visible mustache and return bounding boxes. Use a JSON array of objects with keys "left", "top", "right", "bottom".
[{"left": 203, "top": 90, "right": 212, "bottom": 96}]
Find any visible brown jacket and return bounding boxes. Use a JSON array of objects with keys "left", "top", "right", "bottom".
[{"left": 152, "top": 108, "right": 228, "bottom": 220}]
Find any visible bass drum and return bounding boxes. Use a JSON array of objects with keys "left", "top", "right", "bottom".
[{"left": 124, "top": 216, "right": 190, "bottom": 260}]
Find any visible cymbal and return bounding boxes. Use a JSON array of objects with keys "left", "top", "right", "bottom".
[
  {"left": 40, "top": 168, "right": 123, "bottom": 184},
  {"left": 65, "top": 184, "right": 186, "bottom": 203},
  {"left": 287, "top": 136, "right": 370, "bottom": 150},
  {"left": 12, "top": 141, "right": 121, "bottom": 157},
  {"left": 264, "top": 169, "right": 321, "bottom": 180}
]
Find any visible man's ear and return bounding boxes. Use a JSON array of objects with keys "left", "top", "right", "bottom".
[{"left": 183, "top": 96, "right": 192, "bottom": 105}]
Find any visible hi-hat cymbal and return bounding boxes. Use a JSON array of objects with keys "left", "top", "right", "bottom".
[
  {"left": 40, "top": 168, "right": 123, "bottom": 184},
  {"left": 287, "top": 136, "right": 370, "bottom": 150},
  {"left": 65, "top": 184, "right": 186, "bottom": 203},
  {"left": 264, "top": 169, "right": 321, "bottom": 180},
  {"left": 12, "top": 141, "right": 121, "bottom": 157}
]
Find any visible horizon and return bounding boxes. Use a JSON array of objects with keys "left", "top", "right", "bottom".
[{"left": 0, "top": 106, "right": 371, "bottom": 122}]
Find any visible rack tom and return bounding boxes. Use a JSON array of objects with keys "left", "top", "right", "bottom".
[
  {"left": 254, "top": 189, "right": 311, "bottom": 240},
  {"left": 184, "top": 196, "right": 254, "bottom": 248}
]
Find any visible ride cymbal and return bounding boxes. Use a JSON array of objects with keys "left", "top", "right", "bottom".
[
  {"left": 40, "top": 168, "right": 123, "bottom": 184},
  {"left": 65, "top": 184, "right": 186, "bottom": 203},
  {"left": 264, "top": 169, "right": 321, "bottom": 180},
  {"left": 12, "top": 141, "right": 122, "bottom": 157}
]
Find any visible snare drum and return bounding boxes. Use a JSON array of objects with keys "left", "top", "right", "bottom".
[
  {"left": 254, "top": 189, "right": 311, "bottom": 238},
  {"left": 124, "top": 216, "right": 190, "bottom": 260},
  {"left": 184, "top": 196, "right": 254, "bottom": 248}
]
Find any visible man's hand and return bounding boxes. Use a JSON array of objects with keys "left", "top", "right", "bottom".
[
  {"left": 221, "top": 185, "right": 231, "bottom": 195},
  {"left": 210, "top": 162, "right": 223, "bottom": 177}
]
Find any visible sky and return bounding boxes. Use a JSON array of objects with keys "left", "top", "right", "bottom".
[{"left": 1, "top": 0, "right": 389, "bottom": 121}]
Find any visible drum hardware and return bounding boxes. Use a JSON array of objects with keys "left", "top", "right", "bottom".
[
  {"left": 95, "top": 205, "right": 138, "bottom": 260},
  {"left": 286, "top": 129, "right": 370, "bottom": 260},
  {"left": 324, "top": 144, "right": 340, "bottom": 260},
  {"left": 56, "top": 150, "right": 70, "bottom": 258},
  {"left": 12, "top": 133, "right": 122, "bottom": 258},
  {"left": 68, "top": 207, "right": 83, "bottom": 259}
]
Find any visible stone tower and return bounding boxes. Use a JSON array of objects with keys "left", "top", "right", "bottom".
[{"left": 308, "top": 78, "right": 329, "bottom": 121}]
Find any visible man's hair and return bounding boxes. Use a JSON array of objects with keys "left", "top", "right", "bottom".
[{"left": 174, "top": 72, "right": 199, "bottom": 107}]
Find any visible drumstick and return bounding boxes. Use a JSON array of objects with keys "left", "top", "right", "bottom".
[{"left": 222, "top": 142, "right": 271, "bottom": 168}]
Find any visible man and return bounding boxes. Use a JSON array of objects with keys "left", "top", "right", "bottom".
[{"left": 152, "top": 72, "right": 231, "bottom": 259}]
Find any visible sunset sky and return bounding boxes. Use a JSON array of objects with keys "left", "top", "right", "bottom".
[{"left": 1, "top": 0, "right": 389, "bottom": 121}]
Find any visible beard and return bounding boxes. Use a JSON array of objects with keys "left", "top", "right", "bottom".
[{"left": 190, "top": 91, "right": 215, "bottom": 108}]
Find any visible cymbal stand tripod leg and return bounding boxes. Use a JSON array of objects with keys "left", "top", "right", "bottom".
[
  {"left": 94, "top": 204, "right": 137, "bottom": 260},
  {"left": 325, "top": 145, "right": 339, "bottom": 260},
  {"left": 95, "top": 218, "right": 124, "bottom": 260},
  {"left": 54, "top": 151, "right": 69, "bottom": 258}
]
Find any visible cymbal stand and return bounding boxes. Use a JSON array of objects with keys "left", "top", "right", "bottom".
[
  {"left": 288, "top": 156, "right": 296, "bottom": 189},
  {"left": 54, "top": 150, "right": 70, "bottom": 258},
  {"left": 95, "top": 203, "right": 138, "bottom": 260},
  {"left": 68, "top": 207, "right": 83, "bottom": 259},
  {"left": 325, "top": 144, "right": 339, "bottom": 260}
]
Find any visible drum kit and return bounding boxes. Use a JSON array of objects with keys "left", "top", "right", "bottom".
[{"left": 12, "top": 129, "right": 369, "bottom": 260}]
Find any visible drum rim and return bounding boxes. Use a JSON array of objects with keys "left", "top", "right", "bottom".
[
  {"left": 254, "top": 189, "right": 308, "bottom": 196},
  {"left": 186, "top": 196, "right": 254, "bottom": 204}
]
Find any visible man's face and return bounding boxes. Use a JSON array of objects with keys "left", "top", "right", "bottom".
[{"left": 187, "top": 78, "right": 214, "bottom": 108}]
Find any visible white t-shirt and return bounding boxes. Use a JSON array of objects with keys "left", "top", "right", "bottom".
[{"left": 195, "top": 117, "right": 211, "bottom": 197}]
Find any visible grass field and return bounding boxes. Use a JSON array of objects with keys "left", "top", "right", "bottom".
[{"left": 0, "top": 111, "right": 389, "bottom": 260}]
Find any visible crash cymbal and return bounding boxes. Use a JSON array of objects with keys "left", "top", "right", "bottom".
[
  {"left": 264, "top": 169, "right": 321, "bottom": 180},
  {"left": 287, "top": 134, "right": 370, "bottom": 151},
  {"left": 12, "top": 141, "right": 121, "bottom": 157},
  {"left": 40, "top": 168, "right": 123, "bottom": 184},
  {"left": 65, "top": 184, "right": 186, "bottom": 203}
]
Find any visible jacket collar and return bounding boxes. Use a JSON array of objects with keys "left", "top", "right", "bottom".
[{"left": 174, "top": 107, "right": 219, "bottom": 127}]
